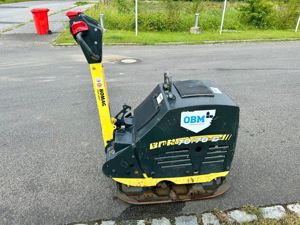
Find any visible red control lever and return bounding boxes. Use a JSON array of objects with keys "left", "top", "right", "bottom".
[
  {"left": 66, "top": 10, "right": 81, "bottom": 20},
  {"left": 71, "top": 21, "right": 89, "bottom": 35}
]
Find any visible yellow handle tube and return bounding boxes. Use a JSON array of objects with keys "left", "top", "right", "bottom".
[{"left": 90, "top": 63, "right": 115, "bottom": 147}]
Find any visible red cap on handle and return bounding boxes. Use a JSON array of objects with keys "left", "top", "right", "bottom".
[
  {"left": 71, "top": 21, "right": 89, "bottom": 35},
  {"left": 66, "top": 10, "right": 81, "bottom": 19}
]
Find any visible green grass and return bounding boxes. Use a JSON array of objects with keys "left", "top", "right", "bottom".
[
  {"left": 53, "top": 0, "right": 300, "bottom": 46},
  {"left": 54, "top": 29, "right": 300, "bottom": 46},
  {"left": 84, "top": 1, "right": 245, "bottom": 32},
  {"left": 53, "top": 0, "right": 300, "bottom": 45},
  {"left": 242, "top": 204, "right": 263, "bottom": 218},
  {"left": 75, "top": 1, "right": 89, "bottom": 6}
]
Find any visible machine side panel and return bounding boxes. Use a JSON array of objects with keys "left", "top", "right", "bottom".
[{"left": 136, "top": 105, "right": 239, "bottom": 179}]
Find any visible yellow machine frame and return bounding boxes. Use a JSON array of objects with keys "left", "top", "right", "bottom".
[
  {"left": 89, "top": 63, "right": 229, "bottom": 187},
  {"left": 113, "top": 171, "right": 229, "bottom": 187},
  {"left": 90, "top": 63, "right": 115, "bottom": 146}
]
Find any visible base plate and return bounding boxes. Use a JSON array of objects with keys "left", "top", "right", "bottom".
[{"left": 115, "top": 179, "right": 230, "bottom": 205}]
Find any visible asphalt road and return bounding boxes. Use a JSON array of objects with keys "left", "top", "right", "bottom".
[
  {"left": 0, "top": 0, "right": 76, "bottom": 33},
  {"left": 0, "top": 34, "right": 299, "bottom": 225}
]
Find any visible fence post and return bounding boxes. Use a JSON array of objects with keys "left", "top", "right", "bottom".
[
  {"left": 100, "top": 13, "right": 106, "bottom": 31},
  {"left": 220, "top": 0, "right": 227, "bottom": 34},
  {"left": 194, "top": 13, "right": 200, "bottom": 28},
  {"left": 296, "top": 15, "right": 300, "bottom": 32},
  {"left": 190, "top": 13, "right": 201, "bottom": 34},
  {"left": 135, "top": 0, "right": 138, "bottom": 36}
]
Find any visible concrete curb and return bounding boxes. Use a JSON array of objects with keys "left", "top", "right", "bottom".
[{"left": 67, "top": 202, "right": 300, "bottom": 225}]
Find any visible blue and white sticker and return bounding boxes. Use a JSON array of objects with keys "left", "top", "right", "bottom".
[
  {"left": 210, "top": 87, "right": 222, "bottom": 94},
  {"left": 180, "top": 110, "right": 216, "bottom": 133},
  {"left": 156, "top": 93, "right": 164, "bottom": 105}
]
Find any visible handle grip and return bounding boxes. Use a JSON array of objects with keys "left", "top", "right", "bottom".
[{"left": 76, "top": 32, "right": 101, "bottom": 62}]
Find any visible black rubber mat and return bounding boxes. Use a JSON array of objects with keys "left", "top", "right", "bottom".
[{"left": 174, "top": 80, "right": 214, "bottom": 98}]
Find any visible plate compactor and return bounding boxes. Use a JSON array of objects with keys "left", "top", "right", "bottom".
[{"left": 66, "top": 11, "right": 239, "bottom": 205}]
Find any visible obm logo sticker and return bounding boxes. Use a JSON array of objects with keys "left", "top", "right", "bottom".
[{"left": 180, "top": 110, "right": 216, "bottom": 133}]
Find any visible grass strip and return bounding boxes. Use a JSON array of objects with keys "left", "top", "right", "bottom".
[{"left": 54, "top": 29, "right": 300, "bottom": 46}]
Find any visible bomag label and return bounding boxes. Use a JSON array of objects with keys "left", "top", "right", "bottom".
[
  {"left": 97, "top": 89, "right": 106, "bottom": 106},
  {"left": 149, "top": 134, "right": 232, "bottom": 150}
]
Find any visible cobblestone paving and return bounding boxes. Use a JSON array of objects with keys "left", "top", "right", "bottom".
[{"left": 69, "top": 203, "right": 300, "bottom": 225}]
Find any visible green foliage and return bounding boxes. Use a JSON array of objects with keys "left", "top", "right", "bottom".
[
  {"left": 273, "top": 0, "right": 300, "bottom": 29},
  {"left": 75, "top": 1, "right": 89, "bottom": 6},
  {"left": 112, "top": 0, "right": 133, "bottom": 14},
  {"left": 242, "top": 204, "right": 263, "bottom": 218},
  {"left": 86, "top": 1, "right": 243, "bottom": 32},
  {"left": 139, "top": 13, "right": 168, "bottom": 31},
  {"left": 84, "top": 0, "right": 299, "bottom": 32},
  {"left": 239, "top": 0, "right": 274, "bottom": 29}
]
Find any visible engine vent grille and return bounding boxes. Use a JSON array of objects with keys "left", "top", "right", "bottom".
[
  {"left": 154, "top": 148, "right": 192, "bottom": 169},
  {"left": 203, "top": 145, "right": 229, "bottom": 165}
]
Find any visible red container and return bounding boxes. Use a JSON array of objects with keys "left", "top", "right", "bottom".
[{"left": 31, "top": 8, "right": 49, "bottom": 35}]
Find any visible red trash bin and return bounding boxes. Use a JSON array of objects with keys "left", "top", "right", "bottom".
[{"left": 31, "top": 8, "right": 50, "bottom": 35}]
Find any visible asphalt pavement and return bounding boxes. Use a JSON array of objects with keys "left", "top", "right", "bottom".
[
  {"left": 0, "top": 0, "right": 93, "bottom": 34},
  {"left": 0, "top": 32, "right": 299, "bottom": 225}
]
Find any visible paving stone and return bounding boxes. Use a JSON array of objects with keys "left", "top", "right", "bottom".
[
  {"left": 287, "top": 203, "right": 300, "bottom": 217},
  {"left": 201, "top": 213, "right": 220, "bottom": 225},
  {"left": 101, "top": 221, "right": 116, "bottom": 225},
  {"left": 175, "top": 215, "right": 198, "bottom": 225},
  {"left": 152, "top": 217, "right": 171, "bottom": 225},
  {"left": 137, "top": 220, "right": 146, "bottom": 225},
  {"left": 261, "top": 205, "right": 286, "bottom": 220},
  {"left": 228, "top": 210, "right": 257, "bottom": 223}
]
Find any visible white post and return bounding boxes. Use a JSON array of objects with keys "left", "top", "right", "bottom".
[
  {"left": 100, "top": 13, "right": 105, "bottom": 31},
  {"left": 220, "top": 0, "right": 227, "bottom": 34},
  {"left": 135, "top": 0, "right": 138, "bottom": 36},
  {"left": 296, "top": 15, "right": 300, "bottom": 32},
  {"left": 194, "top": 13, "right": 200, "bottom": 28}
]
